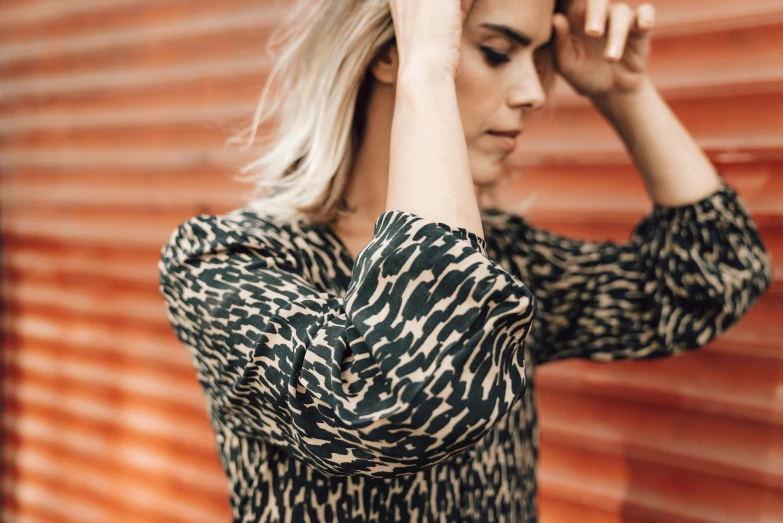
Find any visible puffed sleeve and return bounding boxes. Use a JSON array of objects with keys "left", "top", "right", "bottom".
[
  {"left": 158, "top": 208, "right": 536, "bottom": 477},
  {"left": 485, "top": 177, "right": 773, "bottom": 366}
]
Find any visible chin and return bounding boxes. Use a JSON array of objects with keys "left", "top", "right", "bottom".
[
  {"left": 472, "top": 166, "right": 504, "bottom": 186},
  {"left": 468, "top": 150, "right": 505, "bottom": 185}
]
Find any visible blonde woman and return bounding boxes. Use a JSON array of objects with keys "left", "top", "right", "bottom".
[{"left": 158, "top": 0, "right": 772, "bottom": 521}]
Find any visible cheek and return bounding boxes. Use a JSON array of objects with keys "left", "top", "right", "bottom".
[
  {"left": 456, "top": 48, "right": 507, "bottom": 138},
  {"left": 457, "top": 78, "right": 497, "bottom": 140}
]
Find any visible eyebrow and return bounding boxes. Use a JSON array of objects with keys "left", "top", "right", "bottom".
[{"left": 479, "top": 23, "right": 533, "bottom": 47}]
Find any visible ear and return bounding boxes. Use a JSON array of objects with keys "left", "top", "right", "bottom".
[{"left": 369, "top": 39, "right": 399, "bottom": 85}]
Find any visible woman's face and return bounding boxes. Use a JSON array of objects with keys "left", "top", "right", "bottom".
[{"left": 456, "top": 0, "right": 555, "bottom": 187}]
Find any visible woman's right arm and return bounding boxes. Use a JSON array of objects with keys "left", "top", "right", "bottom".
[
  {"left": 387, "top": 67, "right": 484, "bottom": 239},
  {"left": 158, "top": 209, "right": 535, "bottom": 478},
  {"left": 386, "top": 0, "right": 484, "bottom": 239}
]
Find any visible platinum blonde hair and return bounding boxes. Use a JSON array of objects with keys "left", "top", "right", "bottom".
[
  {"left": 230, "top": 0, "right": 566, "bottom": 227},
  {"left": 228, "top": 0, "right": 394, "bottom": 227}
]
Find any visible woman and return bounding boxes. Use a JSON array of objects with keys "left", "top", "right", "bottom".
[{"left": 158, "top": 0, "right": 773, "bottom": 521}]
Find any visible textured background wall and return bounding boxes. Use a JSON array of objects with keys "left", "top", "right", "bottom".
[{"left": 1, "top": 0, "right": 781, "bottom": 522}]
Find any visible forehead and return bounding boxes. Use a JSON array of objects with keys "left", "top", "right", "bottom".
[{"left": 468, "top": 0, "right": 555, "bottom": 43}]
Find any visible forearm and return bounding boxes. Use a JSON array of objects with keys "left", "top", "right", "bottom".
[
  {"left": 386, "top": 63, "right": 484, "bottom": 239},
  {"left": 593, "top": 76, "right": 722, "bottom": 207}
]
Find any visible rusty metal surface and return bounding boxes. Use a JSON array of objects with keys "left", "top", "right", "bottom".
[{"left": 1, "top": 0, "right": 780, "bottom": 521}]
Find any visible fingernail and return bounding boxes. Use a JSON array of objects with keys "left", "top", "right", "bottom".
[
  {"left": 606, "top": 45, "right": 621, "bottom": 60},
  {"left": 586, "top": 21, "right": 602, "bottom": 36}
]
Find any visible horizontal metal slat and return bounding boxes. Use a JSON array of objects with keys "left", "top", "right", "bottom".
[
  {"left": 2, "top": 246, "right": 163, "bottom": 287},
  {"left": 0, "top": 69, "right": 265, "bottom": 118},
  {"left": 538, "top": 495, "right": 649, "bottom": 523},
  {"left": 2, "top": 427, "right": 225, "bottom": 500},
  {"left": 3, "top": 278, "right": 170, "bottom": 324},
  {"left": 0, "top": 55, "right": 270, "bottom": 101},
  {"left": 0, "top": 0, "right": 261, "bottom": 39},
  {"left": 537, "top": 349, "right": 783, "bottom": 424},
  {"left": 1, "top": 447, "right": 225, "bottom": 523},
  {"left": 3, "top": 381, "right": 213, "bottom": 448},
  {"left": 517, "top": 92, "right": 783, "bottom": 166},
  {"left": 5, "top": 342, "right": 202, "bottom": 407},
  {"left": 636, "top": 0, "right": 783, "bottom": 36},
  {"left": 3, "top": 416, "right": 225, "bottom": 493},
  {"left": 538, "top": 441, "right": 783, "bottom": 523},
  {"left": 0, "top": 8, "right": 278, "bottom": 67},
  {"left": 507, "top": 162, "right": 782, "bottom": 214},
  {"left": 2, "top": 397, "right": 215, "bottom": 461},
  {"left": 538, "top": 389, "right": 783, "bottom": 487},
  {"left": 1, "top": 475, "right": 111, "bottom": 523}
]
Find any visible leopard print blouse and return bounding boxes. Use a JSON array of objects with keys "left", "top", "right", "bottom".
[{"left": 158, "top": 179, "right": 772, "bottom": 522}]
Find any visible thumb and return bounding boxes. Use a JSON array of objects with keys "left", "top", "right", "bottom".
[
  {"left": 552, "top": 13, "right": 575, "bottom": 65},
  {"left": 461, "top": 0, "right": 476, "bottom": 24}
]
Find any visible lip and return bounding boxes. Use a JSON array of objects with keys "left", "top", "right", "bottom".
[{"left": 488, "top": 132, "right": 517, "bottom": 151}]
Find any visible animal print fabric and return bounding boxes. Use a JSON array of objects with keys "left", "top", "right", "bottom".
[{"left": 158, "top": 178, "right": 771, "bottom": 522}]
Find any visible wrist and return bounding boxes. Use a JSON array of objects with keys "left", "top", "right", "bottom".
[
  {"left": 591, "top": 76, "right": 658, "bottom": 123},
  {"left": 397, "top": 56, "right": 456, "bottom": 90}
]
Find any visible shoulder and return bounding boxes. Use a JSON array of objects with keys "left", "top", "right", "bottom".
[
  {"left": 159, "top": 207, "right": 300, "bottom": 275},
  {"left": 480, "top": 207, "right": 530, "bottom": 243}
]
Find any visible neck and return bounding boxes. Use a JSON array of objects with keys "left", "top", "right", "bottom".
[{"left": 335, "top": 82, "right": 396, "bottom": 236}]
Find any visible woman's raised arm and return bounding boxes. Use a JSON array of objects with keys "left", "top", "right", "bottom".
[
  {"left": 158, "top": 207, "right": 536, "bottom": 477},
  {"left": 482, "top": 0, "right": 773, "bottom": 364},
  {"left": 553, "top": 0, "right": 722, "bottom": 206},
  {"left": 483, "top": 180, "right": 772, "bottom": 365},
  {"left": 386, "top": 0, "right": 485, "bottom": 238}
]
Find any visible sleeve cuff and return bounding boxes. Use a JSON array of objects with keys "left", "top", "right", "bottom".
[
  {"left": 633, "top": 176, "right": 739, "bottom": 235},
  {"left": 649, "top": 176, "right": 731, "bottom": 213},
  {"left": 375, "top": 209, "right": 489, "bottom": 259}
]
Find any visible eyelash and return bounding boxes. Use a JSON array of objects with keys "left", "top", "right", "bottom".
[{"left": 480, "top": 46, "right": 510, "bottom": 67}]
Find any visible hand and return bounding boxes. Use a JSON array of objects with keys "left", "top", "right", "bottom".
[
  {"left": 389, "top": 0, "right": 476, "bottom": 79},
  {"left": 552, "top": 0, "right": 656, "bottom": 101}
]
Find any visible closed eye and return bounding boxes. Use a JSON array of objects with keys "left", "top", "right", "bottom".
[{"left": 480, "top": 46, "right": 510, "bottom": 67}]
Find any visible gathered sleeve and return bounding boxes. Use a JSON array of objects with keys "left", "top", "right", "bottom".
[
  {"left": 486, "top": 178, "right": 773, "bottom": 366},
  {"left": 158, "top": 208, "right": 536, "bottom": 477}
]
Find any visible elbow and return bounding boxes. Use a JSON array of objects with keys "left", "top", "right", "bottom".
[
  {"left": 661, "top": 261, "right": 774, "bottom": 356},
  {"left": 721, "top": 251, "right": 774, "bottom": 325},
  {"left": 692, "top": 248, "right": 773, "bottom": 326},
  {"left": 312, "top": 338, "right": 530, "bottom": 479},
  {"left": 301, "top": 277, "right": 535, "bottom": 478},
  {"left": 724, "top": 240, "right": 775, "bottom": 318},
  {"left": 756, "top": 250, "right": 775, "bottom": 297}
]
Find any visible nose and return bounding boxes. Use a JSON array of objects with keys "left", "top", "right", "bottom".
[{"left": 507, "top": 58, "right": 547, "bottom": 112}]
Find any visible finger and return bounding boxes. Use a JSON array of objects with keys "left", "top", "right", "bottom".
[
  {"left": 605, "top": 3, "right": 634, "bottom": 61},
  {"left": 461, "top": 0, "right": 476, "bottom": 23},
  {"left": 552, "top": 13, "right": 576, "bottom": 63},
  {"left": 585, "top": 0, "right": 609, "bottom": 37},
  {"left": 634, "top": 3, "right": 656, "bottom": 32}
]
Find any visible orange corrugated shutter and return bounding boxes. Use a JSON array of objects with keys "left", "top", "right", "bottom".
[{"left": 1, "top": 1, "right": 780, "bottom": 522}]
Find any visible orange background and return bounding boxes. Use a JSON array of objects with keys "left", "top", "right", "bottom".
[{"left": 1, "top": 0, "right": 781, "bottom": 521}]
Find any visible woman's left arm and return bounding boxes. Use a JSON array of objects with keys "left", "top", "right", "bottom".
[
  {"left": 553, "top": 0, "right": 721, "bottom": 205},
  {"left": 485, "top": 182, "right": 773, "bottom": 366},
  {"left": 495, "top": 0, "right": 774, "bottom": 365}
]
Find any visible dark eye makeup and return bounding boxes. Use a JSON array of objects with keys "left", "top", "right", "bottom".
[{"left": 479, "top": 46, "right": 510, "bottom": 66}]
